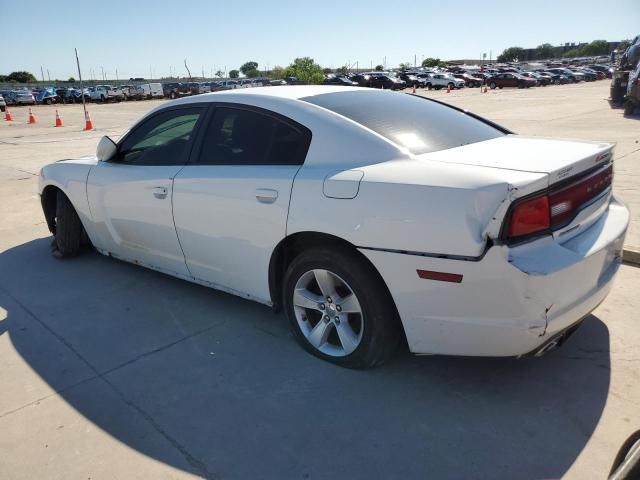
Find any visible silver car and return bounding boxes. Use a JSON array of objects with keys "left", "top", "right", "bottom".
[
  {"left": 7, "top": 91, "right": 36, "bottom": 105},
  {"left": 0, "top": 94, "right": 6, "bottom": 112}
]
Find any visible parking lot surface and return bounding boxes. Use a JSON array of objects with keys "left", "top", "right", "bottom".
[{"left": 0, "top": 82, "right": 639, "bottom": 479}]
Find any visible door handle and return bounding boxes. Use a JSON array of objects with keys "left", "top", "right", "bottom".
[
  {"left": 152, "top": 186, "right": 168, "bottom": 199},
  {"left": 255, "top": 188, "right": 278, "bottom": 204}
]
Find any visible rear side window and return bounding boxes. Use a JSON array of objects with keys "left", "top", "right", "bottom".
[
  {"left": 302, "top": 90, "right": 504, "bottom": 155},
  {"left": 197, "top": 106, "right": 311, "bottom": 166}
]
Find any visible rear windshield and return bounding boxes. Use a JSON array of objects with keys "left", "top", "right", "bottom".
[{"left": 301, "top": 90, "right": 504, "bottom": 154}]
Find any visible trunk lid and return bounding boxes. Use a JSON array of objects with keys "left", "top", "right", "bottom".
[{"left": 419, "top": 135, "right": 613, "bottom": 186}]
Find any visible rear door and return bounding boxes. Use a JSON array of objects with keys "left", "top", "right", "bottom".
[
  {"left": 87, "top": 105, "right": 205, "bottom": 276},
  {"left": 172, "top": 104, "right": 311, "bottom": 302}
]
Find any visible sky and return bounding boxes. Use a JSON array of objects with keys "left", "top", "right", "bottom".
[{"left": 2, "top": 0, "right": 638, "bottom": 80}]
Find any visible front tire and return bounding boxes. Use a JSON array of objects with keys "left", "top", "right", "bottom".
[
  {"left": 283, "top": 248, "right": 401, "bottom": 368},
  {"left": 54, "top": 191, "right": 83, "bottom": 257},
  {"left": 490, "top": 81, "right": 497, "bottom": 89}
]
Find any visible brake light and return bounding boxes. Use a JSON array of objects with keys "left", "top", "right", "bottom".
[{"left": 508, "top": 195, "right": 550, "bottom": 239}]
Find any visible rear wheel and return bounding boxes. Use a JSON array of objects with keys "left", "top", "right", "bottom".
[
  {"left": 54, "top": 191, "right": 83, "bottom": 257},
  {"left": 283, "top": 248, "right": 401, "bottom": 368},
  {"left": 490, "top": 81, "right": 497, "bottom": 89},
  {"left": 624, "top": 100, "right": 636, "bottom": 116},
  {"left": 426, "top": 83, "right": 432, "bottom": 90}
]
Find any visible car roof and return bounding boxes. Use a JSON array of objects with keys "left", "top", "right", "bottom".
[{"left": 175, "top": 85, "right": 367, "bottom": 103}]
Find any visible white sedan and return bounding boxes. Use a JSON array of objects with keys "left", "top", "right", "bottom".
[{"left": 39, "top": 86, "right": 629, "bottom": 368}]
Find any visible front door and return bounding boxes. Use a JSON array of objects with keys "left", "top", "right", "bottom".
[{"left": 87, "top": 105, "right": 205, "bottom": 276}]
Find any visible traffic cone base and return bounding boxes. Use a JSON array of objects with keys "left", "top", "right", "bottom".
[
  {"left": 447, "top": 85, "right": 451, "bottom": 93},
  {"left": 54, "top": 110, "right": 63, "bottom": 127},
  {"left": 412, "top": 84, "right": 416, "bottom": 94},
  {"left": 28, "top": 108, "right": 37, "bottom": 124},
  {"left": 4, "top": 108, "right": 13, "bottom": 121},
  {"left": 84, "top": 111, "right": 94, "bottom": 131}
]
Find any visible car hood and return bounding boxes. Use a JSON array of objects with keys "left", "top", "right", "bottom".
[{"left": 418, "top": 135, "right": 613, "bottom": 185}]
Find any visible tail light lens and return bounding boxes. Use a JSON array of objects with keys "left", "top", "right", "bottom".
[
  {"left": 505, "top": 164, "right": 613, "bottom": 243},
  {"left": 508, "top": 195, "right": 550, "bottom": 239}
]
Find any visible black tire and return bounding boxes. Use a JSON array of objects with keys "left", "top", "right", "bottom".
[
  {"left": 54, "top": 191, "right": 83, "bottom": 257},
  {"left": 426, "top": 83, "right": 432, "bottom": 90},
  {"left": 624, "top": 101, "right": 636, "bottom": 116},
  {"left": 45, "top": 98, "right": 52, "bottom": 105},
  {"left": 283, "top": 247, "right": 401, "bottom": 369},
  {"left": 490, "top": 82, "right": 497, "bottom": 89},
  {"left": 170, "top": 91, "right": 177, "bottom": 99}
]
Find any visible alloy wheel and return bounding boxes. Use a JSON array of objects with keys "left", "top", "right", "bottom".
[{"left": 292, "top": 269, "right": 364, "bottom": 357}]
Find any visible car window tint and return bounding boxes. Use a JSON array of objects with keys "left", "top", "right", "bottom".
[
  {"left": 301, "top": 90, "right": 504, "bottom": 155},
  {"left": 197, "top": 107, "right": 310, "bottom": 166},
  {"left": 117, "top": 108, "right": 203, "bottom": 166}
]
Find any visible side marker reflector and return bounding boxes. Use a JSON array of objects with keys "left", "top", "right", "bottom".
[{"left": 417, "top": 270, "right": 463, "bottom": 283}]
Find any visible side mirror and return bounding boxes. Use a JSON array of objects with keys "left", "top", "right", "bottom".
[{"left": 96, "top": 135, "right": 117, "bottom": 161}]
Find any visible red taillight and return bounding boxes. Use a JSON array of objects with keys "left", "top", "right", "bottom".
[
  {"left": 548, "top": 165, "right": 613, "bottom": 228},
  {"left": 508, "top": 195, "right": 550, "bottom": 239}
]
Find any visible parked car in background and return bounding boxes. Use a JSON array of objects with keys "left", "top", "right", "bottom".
[
  {"left": 163, "top": 82, "right": 192, "bottom": 99},
  {"left": 0, "top": 94, "right": 5, "bottom": 112},
  {"left": 521, "top": 71, "right": 549, "bottom": 86},
  {"left": 140, "top": 83, "right": 163, "bottom": 99},
  {"left": 540, "top": 70, "right": 570, "bottom": 84},
  {"left": 576, "top": 68, "right": 601, "bottom": 81},
  {"left": 453, "top": 73, "right": 483, "bottom": 87},
  {"left": 367, "top": 74, "right": 406, "bottom": 90},
  {"left": 39, "top": 85, "right": 628, "bottom": 368},
  {"left": 6, "top": 91, "right": 36, "bottom": 105},
  {"left": 547, "top": 68, "right": 581, "bottom": 83},
  {"left": 36, "top": 88, "right": 59, "bottom": 105},
  {"left": 323, "top": 75, "right": 359, "bottom": 87},
  {"left": 487, "top": 73, "right": 537, "bottom": 89},
  {"left": 399, "top": 73, "right": 425, "bottom": 88},
  {"left": 90, "top": 85, "right": 121, "bottom": 102},
  {"left": 423, "top": 73, "right": 465, "bottom": 90},
  {"left": 587, "top": 64, "right": 613, "bottom": 78},
  {"left": 350, "top": 73, "right": 372, "bottom": 87}
]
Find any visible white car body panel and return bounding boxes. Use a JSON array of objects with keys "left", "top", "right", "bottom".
[
  {"left": 37, "top": 86, "right": 629, "bottom": 358},
  {"left": 86, "top": 162, "right": 190, "bottom": 277},
  {"left": 173, "top": 164, "right": 300, "bottom": 303}
]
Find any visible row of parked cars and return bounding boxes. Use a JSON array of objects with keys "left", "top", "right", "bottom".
[{"left": 322, "top": 62, "right": 613, "bottom": 92}]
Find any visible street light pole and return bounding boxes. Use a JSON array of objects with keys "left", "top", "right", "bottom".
[{"left": 75, "top": 48, "right": 88, "bottom": 125}]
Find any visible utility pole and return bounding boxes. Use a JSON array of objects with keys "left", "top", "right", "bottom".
[
  {"left": 414, "top": 54, "right": 417, "bottom": 68},
  {"left": 47, "top": 69, "right": 51, "bottom": 82},
  {"left": 40, "top": 66, "right": 45, "bottom": 82},
  {"left": 101, "top": 66, "right": 105, "bottom": 81},
  {"left": 116, "top": 68, "right": 119, "bottom": 83},
  {"left": 75, "top": 48, "right": 88, "bottom": 125}
]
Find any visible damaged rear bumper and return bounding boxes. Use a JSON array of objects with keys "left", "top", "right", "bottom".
[{"left": 359, "top": 196, "right": 629, "bottom": 357}]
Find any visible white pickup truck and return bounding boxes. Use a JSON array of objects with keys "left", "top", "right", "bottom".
[
  {"left": 423, "top": 73, "right": 465, "bottom": 90},
  {"left": 90, "top": 85, "right": 123, "bottom": 102}
]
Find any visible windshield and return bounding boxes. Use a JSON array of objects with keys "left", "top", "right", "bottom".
[{"left": 302, "top": 90, "right": 504, "bottom": 155}]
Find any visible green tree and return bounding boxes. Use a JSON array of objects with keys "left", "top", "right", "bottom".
[
  {"left": 535, "top": 43, "right": 555, "bottom": 60},
  {"left": 68, "top": 76, "right": 76, "bottom": 82},
  {"left": 0, "top": 75, "right": 7, "bottom": 82},
  {"left": 215, "top": 70, "right": 224, "bottom": 78},
  {"left": 374, "top": 64, "right": 384, "bottom": 71},
  {"left": 563, "top": 40, "right": 611, "bottom": 58},
  {"left": 6, "top": 71, "right": 38, "bottom": 83},
  {"left": 283, "top": 57, "right": 324, "bottom": 84},
  {"left": 337, "top": 65, "right": 349, "bottom": 74},
  {"left": 421, "top": 58, "right": 443, "bottom": 68},
  {"left": 398, "top": 62, "right": 412, "bottom": 71},
  {"left": 322, "top": 67, "right": 333, "bottom": 74},
  {"left": 240, "top": 61, "right": 259, "bottom": 78},
  {"left": 497, "top": 47, "right": 526, "bottom": 63},
  {"left": 269, "top": 66, "right": 284, "bottom": 79},
  {"left": 229, "top": 69, "right": 239, "bottom": 79}
]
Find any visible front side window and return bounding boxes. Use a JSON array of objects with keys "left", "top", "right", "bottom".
[
  {"left": 116, "top": 107, "right": 203, "bottom": 165},
  {"left": 197, "top": 107, "right": 310, "bottom": 166}
]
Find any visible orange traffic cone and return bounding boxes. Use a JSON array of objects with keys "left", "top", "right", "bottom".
[
  {"left": 4, "top": 107, "right": 13, "bottom": 121},
  {"left": 28, "top": 108, "right": 37, "bottom": 124},
  {"left": 483, "top": 85, "right": 488, "bottom": 93},
  {"left": 54, "top": 110, "right": 63, "bottom": 127},
  {"left": 447, "top": 84, "right": 451, "bottom": 93},
  {"left": 83, "top": 110, "right": 94, "bottom": 130},
  {"left": 412, "top": 84, "right": 416, "bottom": 94}
]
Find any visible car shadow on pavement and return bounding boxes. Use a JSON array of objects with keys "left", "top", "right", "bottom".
[{"left": 0, "top": 237, "right": 612, "bottom": 480}]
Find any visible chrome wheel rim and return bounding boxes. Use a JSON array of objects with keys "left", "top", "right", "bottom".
[{"left": 293, "top": 269, "right": 364, "bottom": 357}]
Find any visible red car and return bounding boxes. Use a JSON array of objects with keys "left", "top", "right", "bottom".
[{"left": 487, "top": 73, "right": 537, "bottom": 89}]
